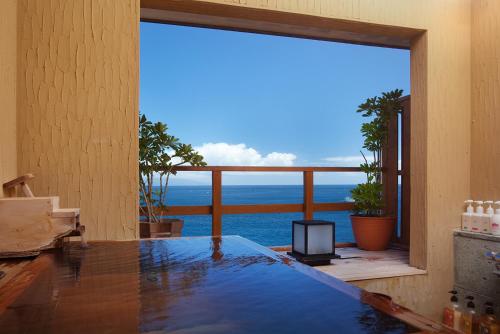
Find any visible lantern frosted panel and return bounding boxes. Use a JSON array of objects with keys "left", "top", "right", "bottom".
[
  {"left": 293, "top": 223, "right": 305, "bottom": 254},
  {"left": 307, "top": 225, "right": 333, "bottom": 255}
]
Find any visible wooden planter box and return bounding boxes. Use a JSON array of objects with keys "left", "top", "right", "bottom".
[{"left": 139, "top": 218, "right": 184, "bottom": 239}]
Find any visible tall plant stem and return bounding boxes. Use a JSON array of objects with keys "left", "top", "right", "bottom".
[
  {"left": 149, "top": 172, "right": 159, "bottom": 223},
  {"left": 158, "top": 173, "right": 164, "bottom": 216},
  {"left": 140, "top": 176, "right": 157, "bottom": 223},
  {"left": 162, "top": 170, "right": 171, "bottom": 209}
]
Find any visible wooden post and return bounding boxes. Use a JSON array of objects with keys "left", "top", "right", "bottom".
[
  {"left": 303, "top": 171, "right": 314, "bottom": 220},
  {"left": 382, "top": 108, "right": 399, "bottom": 240},
  {"left": 212, "top": 170, "right": 222, "bottom": 236},
  {"left": 400, "top": 97, "right": 411, "bottom": 247}
]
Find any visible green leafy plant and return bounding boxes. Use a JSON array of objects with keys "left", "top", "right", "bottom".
[
  {"left": 351, "top": 89, "right": 403, "bottom": 216},
  {"left": 139, "top": 114, "right": 206, "bottom": 223}
]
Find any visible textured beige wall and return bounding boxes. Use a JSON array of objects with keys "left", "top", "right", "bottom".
[
  {"left": 185, "top": 0, "right": 472, "bottom": 320},
  {"left": 471, "top": 0, "right": 500, "bottom": 199},
  {"left": 0, "top": 0, "right": 17, "bottom": 197},
  {"left": 17, "top": 0, "right": 140, "bottom": 240}
]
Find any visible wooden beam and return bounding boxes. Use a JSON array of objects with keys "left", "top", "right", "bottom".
[
  {"left": 212, "top": 171, "right": 222, "bottom": 236},
  {"left": 141, "top": 0, "right": 424, "bottom": 49},
  {"left": 400, "top": 97, "right": 411, "bottom": 247},
  {"left": 146, "top": 202, "right": 355, "bottom": 216},
  {"left": 383, "top": 105, "right": 399, "bottom": 241},
  {"left": 303, "top": 171, "right": 314, "bottom": 220},
  {"left": 172, "top": 166, "right": 361, "bottom": 172},
  {"left": 409, "top": 34, "right": 427, "bottom": 270}
]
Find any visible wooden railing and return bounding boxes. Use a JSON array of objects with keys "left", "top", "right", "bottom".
[
  {"left": 145, "top": 166, "right": 361, "bottom": 236},
  {"left": 143, "top": 96, "right": 411, "bottom": 248}
]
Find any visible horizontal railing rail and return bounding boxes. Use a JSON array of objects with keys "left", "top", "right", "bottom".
[
  {"left": 172, "top": 166, "right": 362, "bottom": 172},
  {"left": 143, "top": 202, "right": 357, "bottom": 216}
]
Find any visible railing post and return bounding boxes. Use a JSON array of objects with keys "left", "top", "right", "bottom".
[
  {"left": 303, "top": 171, "right": 314, "bottom": 220},
  {"left": 212, "top": 170, "right": 222, "bottom": 236}
]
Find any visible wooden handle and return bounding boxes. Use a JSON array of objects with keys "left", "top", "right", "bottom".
[{"left": 3, "top": 174, "right": 35, "bottom": 190}]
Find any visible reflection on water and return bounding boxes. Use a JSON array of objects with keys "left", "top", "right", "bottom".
[
  {"left": 138, "top": 237, "right": 413, "bottom": 334},
  {"left": 0, "top": 237, "right": 418, "bottom": 334}
]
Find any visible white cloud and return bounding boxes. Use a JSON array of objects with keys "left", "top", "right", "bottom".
[
  {"left": 194, "top": 142, "right": 296, "bottom": 166},
  {"left": 323, "top": 155, "right": 372, "bottom": 166},
  {"left": 323, "top": 155, "right": 402, "bottom": 170}
]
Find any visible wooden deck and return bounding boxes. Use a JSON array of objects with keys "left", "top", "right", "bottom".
[
  {"left": 278, "top": 247, "right": 426, "bottom": 282},
  {"left": 316, "top": 247, "right": 426, "bottom": 281}
]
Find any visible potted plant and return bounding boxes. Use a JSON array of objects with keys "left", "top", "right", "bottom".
[
  {"left": 139, "top": 114, "right": 206, "bottom": 238},
  {"left": 350, "top": 89, "right": 403, "bottom": 251}
]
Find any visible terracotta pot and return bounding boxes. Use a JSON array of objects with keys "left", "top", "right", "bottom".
[
  {"left": 139, "top": 218, "right": 184, "bottom": 239},
  {"left": 350, "top": 215, "right": 395, "bottom": 251}
]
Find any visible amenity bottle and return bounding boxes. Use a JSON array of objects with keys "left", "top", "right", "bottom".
[
  {"left": 479, "top": 302, "right": 499, "bottom": 334},
  {"left": 492, "top": 202, "right": 500, "bottom": 236},
  {"left": 463, "top": 200, "right": 474, "bottom": 231},
  {"left": 484, "top": 201, "right": 494, "bottom": 234},
  {"left": 461, "top": 296, "right": 479, "bottom": 334},
  {"left": 443, "top": 290, "right": 462, "bottom": 330},
  {"left": 472, "top": 201, "right": 484, "bottom": 233}
]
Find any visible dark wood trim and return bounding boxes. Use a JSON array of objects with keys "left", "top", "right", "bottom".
[
  {"left": 400, "top": 96, "right": 411, "bottom": 247},
  {"left": 383, "top": 99, "right": 400, "bottom": 242},
  {"left": 140, "top": 0, "right": 424, "bottom": 49},
  {"left": 408, "top": 34, "right": 427, "bottom": 269},
  {"left": 143, "top": 202, "right": 354, "bottom": 216},
  {"left": 360, "top": 291, "right": 455, "bottom": 333},
  {"left": 173, "top": 166, "right": 361, "bottom": 172}
]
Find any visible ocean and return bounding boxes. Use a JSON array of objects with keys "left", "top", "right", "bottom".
[{"left": 155, "top": 184, "right": 397, "bottom": 246}]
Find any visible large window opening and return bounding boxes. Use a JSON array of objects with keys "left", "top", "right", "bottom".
[{"left": 140, "top": 22, "right": 410, "bottom": 248}]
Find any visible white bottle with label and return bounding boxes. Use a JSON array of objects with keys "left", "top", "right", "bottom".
[
  {"left": 484, "top": 201, "right": 494, "bottom": 234},
  {"left": 462, "top": 200, "right": 474, "bottom": 231},
  {"left": 471, "top": 201, "right": 483, "bottom": 233},
  {"left": 491, "top": 201, "right": 500, "bottom": 236}
]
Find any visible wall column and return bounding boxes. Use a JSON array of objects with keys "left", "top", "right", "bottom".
[
  {"left": 17, "top": 0, "right": 140, "bottom": 240},
  {"left": 0, "top": 0, "right": 18, "bottom": 197}
]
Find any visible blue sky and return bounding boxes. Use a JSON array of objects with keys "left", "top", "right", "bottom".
[{"left": 140, "top": 22, "right": 409, "bottom": 185}]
